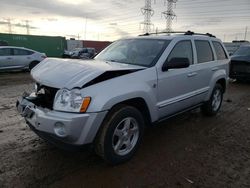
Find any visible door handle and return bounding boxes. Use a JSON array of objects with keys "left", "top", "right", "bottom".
[
  {"left": 187, "top": 72, "right": 198, "bottom": 77},
  {"left": 212, "top": 67, "right": 219, "bottom": 71},
  {"left": 6, "top": 57, "right": 12, "bottom": 60}
]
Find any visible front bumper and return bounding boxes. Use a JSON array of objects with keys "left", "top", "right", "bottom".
[{"left": 16, "top": 97, "right": 108, "bottom": 147}]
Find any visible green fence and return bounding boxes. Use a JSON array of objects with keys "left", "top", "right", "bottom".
[{"left": 0, "top": 33, "right": 66, "bottom": 57}]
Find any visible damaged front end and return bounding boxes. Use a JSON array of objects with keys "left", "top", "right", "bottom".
[
  {"left": 16, "top": 84, "right": 58, "bottom": 118},
  {"left": 16, "top": 84, "right": 108, "bottom": 148}
]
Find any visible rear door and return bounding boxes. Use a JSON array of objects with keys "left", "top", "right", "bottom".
[
  {"left": 0, "top": 48, "right": 14, "bottom": 70},
  {"left": 191, "top": 39, "right": 218, "bottom": 102},
  {"left": 212, "top": 41, "right": 229, "bottom": 76}
]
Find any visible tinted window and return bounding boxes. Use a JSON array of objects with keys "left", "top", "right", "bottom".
[
  {"left": 168, "top": 40, "right": 193, "bottom": 64},
  {"left": 13, "top": 49, "right": 33, "bottom": 55},
  {"left": 195, "top": 40, "right": 214, "bottom": 63},
  {"left": 212, "top": 41, "right": 228, "bottom": 60},
  {"left": 0, "top": 48, "right": 12, "bottom": 56},
  {"left": 234, "top": 46, "right": 250, "bottom": 56}
]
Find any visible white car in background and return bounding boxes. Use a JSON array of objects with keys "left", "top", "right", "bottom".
[{"left": 0, "top": 46, "right": 47, "bottom": 71}]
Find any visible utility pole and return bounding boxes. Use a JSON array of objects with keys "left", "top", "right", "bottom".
[
  {"left": 244, "top": 26, "right": 248, "bottom": 41},
  {"left": 6, "top": 18, "right": 12, "bottom": 34},
  {"left": 140, "top": 0, "right": 155, "bottom": 33},
  {"left": 84, "top": 17, "right": 88, "bottom": 40},
  {"left": 162, "top": 0, "right": 177, "bottom": 33},
  {"left": 25, "top": 20, "right": 30, "bottom": 35}
]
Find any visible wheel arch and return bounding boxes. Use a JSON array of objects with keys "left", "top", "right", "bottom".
[
  {"left": 206, "top": 70, "right": 227, "bottom": 101},
  {"left": 216, "top": 78, "right": 226, "bottom": 93},
  {"left": 112, "top": 97, "right": 152, "bottom": 126},
  {"left": 29, "top": 60, "right": 40, "bottom": 70}
]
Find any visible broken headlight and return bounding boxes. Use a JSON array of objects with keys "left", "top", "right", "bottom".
[{"left": 53, "top": 89, "right": 91, "bottom": 113}]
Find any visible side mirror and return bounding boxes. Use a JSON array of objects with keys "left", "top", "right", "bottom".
[{"left": 162, "top": 57, "right": 190, "bottom": 71}]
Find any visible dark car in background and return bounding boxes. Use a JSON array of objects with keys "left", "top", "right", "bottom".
[
  {"left": 230, "top": 45, "right": 250, "bottom": 81},
  {"left": 0, "top": 40, "right": 8, "bottom": 46},
  {"left": 62, "top": 47, "right": 96, "bottom": 59}
]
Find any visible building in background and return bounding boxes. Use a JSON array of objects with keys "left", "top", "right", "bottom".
[
  {"left": 82, "top": 40, "right": 111, "bottom": 53},
  {"left": 66, "top": 39, "right": 83, "bottom": 51}
]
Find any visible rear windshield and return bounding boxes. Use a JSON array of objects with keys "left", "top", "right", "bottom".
[
  {"left": 234, "top": 46, "right": 250, "bottom": 56},
  {"left": 95, "top": 39, "right": 171, "bottom": 67}
]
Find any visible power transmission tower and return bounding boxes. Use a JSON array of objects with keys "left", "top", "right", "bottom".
[
  {"left": 162, "top": 0, "right": 177, "bottom": 33},
  {"left": 140, "top": 0, "right": 155, "bottom": 33}
]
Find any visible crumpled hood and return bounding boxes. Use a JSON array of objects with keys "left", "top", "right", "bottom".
[{"left": 31, "top": 58, "right": 145, "bottom": 89}]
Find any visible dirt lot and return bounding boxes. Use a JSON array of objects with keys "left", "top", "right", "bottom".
[{"left": 0, "top": 72, "right": 250, "bottom": 188}]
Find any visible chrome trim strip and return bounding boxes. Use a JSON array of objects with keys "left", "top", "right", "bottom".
[{"left": 157, "top": 87, "right": 209, "bottom": 109}]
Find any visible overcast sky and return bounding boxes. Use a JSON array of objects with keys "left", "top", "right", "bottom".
[{"left": 0, "top": 0, "right": 249, "bottom": 42}]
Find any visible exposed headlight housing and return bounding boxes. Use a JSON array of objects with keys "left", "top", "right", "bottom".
[{"left": 53, "top": 88, "right": 91, "bottom": 113}]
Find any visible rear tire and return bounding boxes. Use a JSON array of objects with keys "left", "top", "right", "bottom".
[
  {"left": 201, "top": 83, "right": 223, "bottom": 116},
  {"left": 29, "top": 61, "right": 40, "bottom": 70},
  {"left": 95, "top": 105, "right": 145, "bottom": 165}
]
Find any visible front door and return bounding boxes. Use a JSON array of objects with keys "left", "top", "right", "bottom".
[{"left": 157, "top": 40, "right": 201, "bottom": 119}]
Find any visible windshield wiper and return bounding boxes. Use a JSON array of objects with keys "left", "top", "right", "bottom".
[{"left": 108, "top": 59, "right": 131, "bottom": 64}]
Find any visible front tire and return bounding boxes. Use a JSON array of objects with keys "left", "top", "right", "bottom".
[
  {"left": 95, "top": 105, "right": 145, "bottom": 165},
  {"left": 201, "top": 83, "right": 223, "bottom": 116}
]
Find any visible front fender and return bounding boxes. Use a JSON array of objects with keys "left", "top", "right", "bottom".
[
  {"left": 102, "top": 91, "right": 158, "bottom": 122},
  {"left": 82, "top": 67, "right": 159, "bottom": 122}
]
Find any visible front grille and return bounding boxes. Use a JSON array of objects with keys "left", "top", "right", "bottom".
[
  {"left": 32, "top": 84, "right": 58, "bottom": 110},
  {"left": 42, "top": 86, "right": 58, "bottom": 109}
]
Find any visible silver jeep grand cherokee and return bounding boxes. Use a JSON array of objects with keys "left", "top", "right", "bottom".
[{"left": 17, "top": 31, "right": 229, "bottom": 164}]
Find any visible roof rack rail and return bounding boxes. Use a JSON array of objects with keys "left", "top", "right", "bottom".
[
  {"left": 139, "top": 30, "right": 216, "bottom": 38},
  {"left": 139, "top": 31, "right": 187, "bottom": 36},
  {"left": 184, "top": 30, "right": 216, "bottom": 38}
]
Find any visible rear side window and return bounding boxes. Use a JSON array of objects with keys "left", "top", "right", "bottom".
[
  {"left": 195, "top": 40, "right": 214, "bottom": 63},
  {"left": 13, "top": 49, "right": 34, "bottom": 55},
  {"left": 167, "top": 40, "right": 193, "bottom": 64},
  {"left": 0, "top": 48, "right": 12, "bottom": 56},
  {"left": 212, "top": 41, "right": 228, "bottom": 60}
]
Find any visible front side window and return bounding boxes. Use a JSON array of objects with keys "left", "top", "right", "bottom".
[
  {"left": 0, "top": 48, "right": 12, "bottom": 56},
  {"left": 95, "top": 39, "right": 171, "bottom": 67},
  {"left": 195, "top": 40, "right": 214, "bottom": 63},
  {"left": 13, "top": 49, "right": 33, "bottom": 55},
  {"left": 167, "top": 40, "right": 193, "bottom": 64},
  {"left": 212, "top": 41, "right": 228, "bottom": 60}
]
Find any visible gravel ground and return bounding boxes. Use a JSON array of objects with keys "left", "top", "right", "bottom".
[{"left": 0, "top": 72, "right": 250, "bottom": 188}]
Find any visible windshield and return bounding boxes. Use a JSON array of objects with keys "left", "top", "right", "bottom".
[
  {"left": 95, "top": 39, "right": 170, "bottom": 67},
  {"left": 234, "top": 46, "right": 250, "bottom": 56}
]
